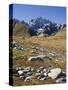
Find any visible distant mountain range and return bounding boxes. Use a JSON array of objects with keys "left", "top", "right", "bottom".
[{"left": 9, "top": 17, "right": 66, "bottom": 37}]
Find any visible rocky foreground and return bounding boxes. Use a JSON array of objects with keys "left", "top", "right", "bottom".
[
  {"left": 13, "top": 66, "right": 66, "bottom": 83},
  {"left": 9, "top": 38, "right": 66, "bottom": 86}
]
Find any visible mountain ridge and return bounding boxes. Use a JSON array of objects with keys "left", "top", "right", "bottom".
[{"left": 9, "top": 17, "right": 66, "bottom": 37}]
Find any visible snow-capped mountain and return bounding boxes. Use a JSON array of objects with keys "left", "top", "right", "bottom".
[
  {"left": 29, "top": 17, "right": 51, "bottom": 30},
  {"left": 29, "top": 17, "right": 66, "bottom": 36},
  {"left": 10, "top": 17, "right": 66, "bottom": 37}
]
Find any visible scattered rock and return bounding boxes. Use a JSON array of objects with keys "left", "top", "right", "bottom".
[
  {"left": 26, "top": 72, "right": 32, "bottom": 76},
  {"left": 18, "top": 70, "right": 24, "bottom": 75},
  {"left": 19, "top": 75, "right": 25, "bottom": 80},
  {"left": 24, "top": 76, "right": 32, "bottom": 82},
  {"left": 57, "top": 71, "right": 66, "bottom": 78},
  {"left": 56, "top": 77, "right": 66, "bottom": 83},
  {"left": 44, "top": 72, "right": 48, "bottom": 77},
  {"left": 10, "top": 41, "right": 28, "bottom": 51},
  {"left": 35, "top": 72, "right": 41, "bottom": 77},
  {"left": 35, "top": 67, "right": 49, "bottom": 80},
  {"left": 39, "top": 76, "right": 47, "bottom": 80},
  {"left": 14, "top": 66, "right": 34, "bottom": 81},
  {"left": 37, "top": 75, "right": 47, "bottom": 80},
  {"left": 14, "top": 66, "right": 66, "bottom": 82}
]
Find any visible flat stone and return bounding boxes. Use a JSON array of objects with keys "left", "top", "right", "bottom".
[
  {"left": 28, "top": 55, "right": 46, "bottom": 61},
  {"left": 48, "top": 68, "right": 61, "bottom": 79}
]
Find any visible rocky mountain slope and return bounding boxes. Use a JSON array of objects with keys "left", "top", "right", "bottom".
[{"left": 9, "top": 18, "right": 66, "bottom": 37}]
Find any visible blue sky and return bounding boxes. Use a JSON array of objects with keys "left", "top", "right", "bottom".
[{"left": 10, "top": 4, "right": 66, "bottom": 24}]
